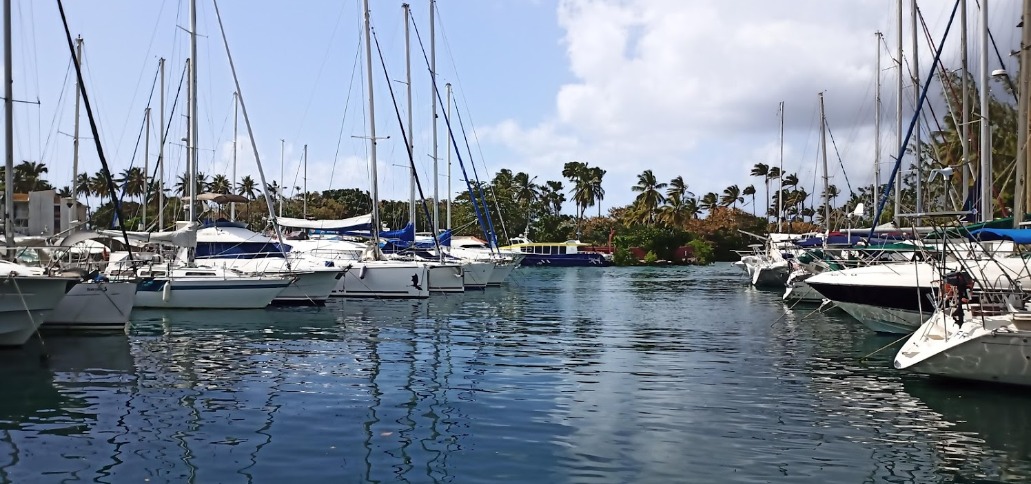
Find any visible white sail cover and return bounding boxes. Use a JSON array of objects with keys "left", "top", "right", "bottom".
[
  {"left": 277, "top": 214, "right": 372, "bottom": 231},
  {"left": 99, "top": 221, "right": 200, "bottom": 248}
]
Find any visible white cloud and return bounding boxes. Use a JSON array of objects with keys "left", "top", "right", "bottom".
[{"left": 477, "top": 0, "right": 1018, "bottom": 211}]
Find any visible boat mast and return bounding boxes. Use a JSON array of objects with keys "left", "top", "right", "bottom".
[
  {"left": 894, "top": 0, "right": 903, "bottom": 225},
  {"left": 874, "top": 31, "right": 883, "bottom": 208},
  {"left": 777, "top": 101, "right": 784, "bottom": 232},
  {"left": 188, "top": 0, "right": 198, "bottom": 223},
  {"left": 364, "top": 0, "right": 382, "bottom": 257},
  {"left": 979, "top": 0, "right": 991, "bottom": 222},
  {"left": 143, "top": 107, "right": 150, "bottom": 229},
  {"left": 158, "top": 57, "right": 165, "bottom": 230},
  {"left": 231, "top": 91, "right": 237, "bottom": 221},
  {"left": 71, "top": 36, "right": 82, "bottom": 206},
  {"left": 912, "top": 0, "right": 922, "bottom": 222},
  {"left": 3, "top": 0, "right": 12, "bottom": 253},
  {"left": 819, "top": 92, "right": 830, "bottom": 246},
  {"left": 302, "top": 144, "right": 308, "bottom": 219},
  {"left": 960, "top": 0, "right": 970, "bottom": 213},
  {"left": 404, "top": 3, "right": 415, "bottom": 229},
  {"left": 446, "top": 82, "right": 452, "bottom": 232},
  {"left": 279, "top": 139, "right": 284, "bottom": 218},
  {"left": 1016, "top": 0, "right": 1031, "bottom": 226},
  {"left": 430, "top": 0, "right": 439, "bottom": 235}
]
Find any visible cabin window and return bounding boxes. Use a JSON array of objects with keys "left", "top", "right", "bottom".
[
  {"left": 152, "top": 271, "right": 166, "bottom": 277},
  {"left": 184, "top": 271, "right": 216, "bottom": 276},
  {"left": 556, "top": 246, "right": 567, "bottom": 255},
  {"left": 139, "top": 271, "right": 150, "bottom": 277}
]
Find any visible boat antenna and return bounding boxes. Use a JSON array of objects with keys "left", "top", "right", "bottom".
[{"left": 56, "top": 0, "right": 134, "bottom": 261}]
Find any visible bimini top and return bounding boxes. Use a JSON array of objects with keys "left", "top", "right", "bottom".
[{"left": 968, "top": 228, "right": 1031, "bottom": 244}]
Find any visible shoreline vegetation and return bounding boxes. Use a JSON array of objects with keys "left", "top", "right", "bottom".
[{"left": 10, "top": 71, "right": 1017, "bottom": 264}]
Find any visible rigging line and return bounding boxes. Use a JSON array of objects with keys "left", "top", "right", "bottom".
[
  {"left": 56, "top": 0, "right": 133, "bottom": 259},
  {"left": 116, "top": 66, "right": 161, "bottom": 207},
  {"left": 291, "top": 3, "right": 349, "bottom": 143},
  {"left": 974, "top": 0, "right": 1018, "bottom": 102},
  {"left": 329, "top": 35, "right": 363, "bottom": 192},
  {"left": 410, "top": 17, "right": 493, "bottom": 248},
  {"left": 370, "top": 25, "right": 442, "bottom": 254},
  {"left": 39, "top": 57, "right": 74, "bottom": 165},
  {"left": 451, "top": 93, "right": 509, "bottom": 241},
  {"left": 452, "top": 94, "right": 499, "bottom": 245},
  {"left": 872, "top": 0, "right": 961, "bottom": 237},
  {"left": 822, "top": 119, "right": 854, "bottom": 196},
  {"left": 144, "top": 61, "right": 188, "bottom": 209}
]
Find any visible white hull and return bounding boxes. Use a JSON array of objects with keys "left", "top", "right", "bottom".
[
  {"left": 133, "top": 278, "right": 288, "bottom": 309},
  {"left": 428, "top": 264, "right": 464, "bottom": 293},
  {"left": 783, "top": 280, "right": 824, "bottom": 304},
  {"left": 896, "top": 310, "right": 1031, "bottom": 386},
  {"left": 0, "top": 277, "right": 74, "bottom": 346},
  {"left": 462, "top": 261, "right": 493, "bottom": 289},
  {"left": 43, "top": 281, "right": 136, "bottom": 330},
  {"left": 835, "top": 301, "right": 924, "bottom": 334},
  {"left": 751, "top": 261, "right": 789, "bottom": 288},
  {"left": 333, "top": 261, "right": 430, "bottom": 299},
  {"left": 487, "top": 261, "right": 517, "bottom": 286},
  {"left": 272, "top": 270, "right": 342, "bottom": 305}
]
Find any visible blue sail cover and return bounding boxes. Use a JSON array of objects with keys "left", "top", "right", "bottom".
[
  {"left": 968, "top": 228, "right": 1031, "bottom": 244},
  {"left": 379, "top": 222, "right": 415, "bottom": 242}
]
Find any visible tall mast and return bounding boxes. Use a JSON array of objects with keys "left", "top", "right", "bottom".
[
  {"left": 302, "top": 144, "right": 308, "bottom": 219},
  {"left": 404, "top": 3, "right": 415, "bottom": 228},
  {"left": 3, "top": 0, "right": 13, "bottom": 250},
  {"left": 979, "top": 0, "right": 991, "bottom": 222},
  {"left": 158, "top": 57, "right": 165, "bottom": 230},
  {"left": 72, "top": 36, "right": 82, "bottom": 205},
  {"left": 894, "top": 0, "right": 903, "bottom": 225},
  {"left": 446, "top": 82, "right": 452, "bottom": 231},
  {"left": 430, "top": 0, "right": 439, "bottom": 235},
  {"left": 364, "top": 0, "right": 382, "bottom": 256},
  {"left": 188, "top": 0, "right": 198, "bottom": 222},
  {"left": 874, "top": 31, "right": 883, "bottom": 205},
  {"left": 231, "top": 91, "right": 237, "bottom": 221},
  {"left": 143, "top": 107, "right": 150, "bottom": 229},
  {"left": 1017, "top": 0, "right": 1031, "bottom": 225},
  {"left": 960, "top": 0, "right": 970, "bottom": 211},
  {"left": 911, "top": 0, "right": 922, "bottom": 222},
  {"left": 819, "top": 92, "right": 830, "bottom": 245},
  {"left": 279, "top": 138, "right": 284, "bottom": 218},
  {"left": 777, "top": 101, "right": 784, "bottom": 232}
]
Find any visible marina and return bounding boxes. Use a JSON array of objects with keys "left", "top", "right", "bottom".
[{"left": 3, "top": 265, "right": 1031, "bottom": 483}]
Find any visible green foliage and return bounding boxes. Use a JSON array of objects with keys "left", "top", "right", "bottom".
[
  {"left": 614, "top": 224, "right": 692, "bottom": 262},
  {"left": 643, "top": 250, "right": 658, "bottom": 264},
  {"left": 612, "top": 245, "right": 636, "bottom": 266},
  {"left": 687, "top": 239, "right": 714, "bottom": 264}
]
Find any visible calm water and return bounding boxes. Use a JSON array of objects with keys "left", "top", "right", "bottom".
[{"left": 1, "top": 265, "right": 1030, "bottom": 483}]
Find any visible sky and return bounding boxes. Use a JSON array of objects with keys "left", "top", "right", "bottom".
[{"left": 2, "top": 0, "right": 1024, "bottom": 216}]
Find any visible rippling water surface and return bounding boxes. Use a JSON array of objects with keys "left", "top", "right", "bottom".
[{"left": 2, "top": 264, "right": 1031, "bottom": 482}]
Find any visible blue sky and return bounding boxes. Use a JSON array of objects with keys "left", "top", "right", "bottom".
[{"left": 4, "top": 0, "right": 1023, "bottom": 215}]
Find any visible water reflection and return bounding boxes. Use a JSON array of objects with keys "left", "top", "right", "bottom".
[{"left": 2, "top": 265, "right": 1031, "bottom": 482}]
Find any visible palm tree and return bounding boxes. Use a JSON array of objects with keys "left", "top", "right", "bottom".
[
  {"left": 14, "top": 161, "right": 51, "bottom": 192},
  {"left": 74, "top": 172, "right": 90, "bottom": 204},
  {"left": 684, "top": 196, "right": 702, "bottom": 219},
  {"left": 563, "top": 161, "right": 601, "bottom": 233},
  {"left": 512, "top": 172, "right": 540, "bottom": 207},
  {"left": 631, "top": 169, "right": 667, "bottom": 224},
  {"left": 237, "top": 175, "right": 260, "bottom": 200},
  {"left": 822, "top": 184, "right": 840, "bottom": 208},
  {"left": 658, "top": 193, "right": 689, "bottom": 228},
  {"left": 89, "top": 170, "right": 111, "bottom": 199},
  {"left": 743, "top": 185, "right": 757, "bottom": 216},
  {"left": 540, "top": 180, "right": 565, "bottom": 215},
  {"left": 586, "top": 166, "right": 606, "bottom": 217},
  {"left": 118, "top": 167, "right": 147, "bottom": 203},
  {"left": 767, "top": 166, "right": 782, "bottom": 221},
  {"left": 750, "top": 163, "right": 770, "bottom": 220},
  {"left": 667, "top": 175, "right": 693, "bottom": 201},
  {"left": 700, "top": 192, "right": 719, "bottom": 214},
  {"left": 720, "top": 184, "right": 743, "bottom": 209},
  {"left": 210, "top": 174, "right": 232, "bottom": 194}
]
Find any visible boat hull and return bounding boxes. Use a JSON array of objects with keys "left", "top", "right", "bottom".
[
  {"left": 43, "top": 281, "right": 136, "bottom": 330},
  {"left": 133, "top": 278, "right": 288, "bottom": 309},
  {"left": 487, "top": 260, "right": 517, "bottom": 286},
  {"left": 270, "top": 270, "right": 341, "bottom": 306},
  {"left": 0, "top": 277, "right": 74, "bottom": 346},
  {"left": 462, "top": 261, "right": 493, "bottom": 289},
  {"left": 332, "top": 262, "right": 430, "bottom": 299},
  {"left": 896, "top": 313, "right": 1031, "bottom": 386},
  {"left": 806, "top": 279, "right": 932, "bottom": 333},
  {"left": 427, "top": 264, "right": 464, "bottom": 293}
]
